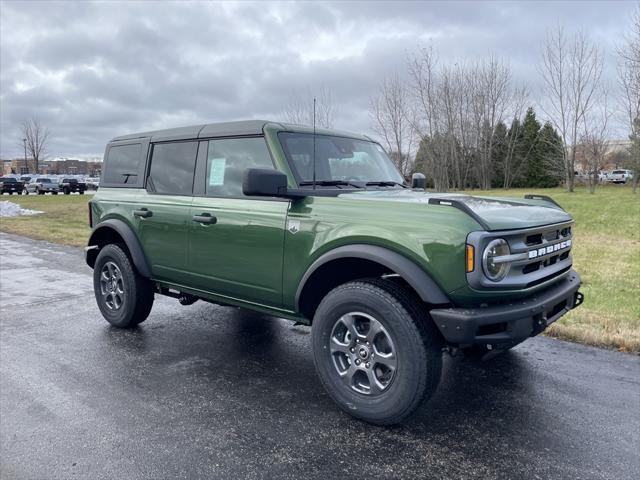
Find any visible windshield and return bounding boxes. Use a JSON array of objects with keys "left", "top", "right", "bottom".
[
  {"left": 278, "top": 133, "right": 404, "bottom": 187},
  {"left": 1, "top": 177, "right": 16, "bottom": 182},
  {"left": 38, "top": 178, "right": 51, "bottom": 183}
]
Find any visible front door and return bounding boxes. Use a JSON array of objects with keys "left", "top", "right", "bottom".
[{"left": 187, "top": 136, "right": 288, "bottom": 308}]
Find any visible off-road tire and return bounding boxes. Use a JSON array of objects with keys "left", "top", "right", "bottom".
[
  {"left": 311, "top": 278, "right": 442, "bottom": 425},
  {"left": 93, "top": 243, "right": 154, "bottom": 328}
]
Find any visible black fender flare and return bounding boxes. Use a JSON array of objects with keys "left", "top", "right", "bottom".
[
  {"left": 295, "top": 244, "right": 450, "bottom": 309},
  {"left": 86, "top": 219, "right": 151, "bottom": 278}
]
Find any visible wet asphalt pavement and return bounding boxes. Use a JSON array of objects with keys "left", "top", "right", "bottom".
[{"left": 0, "top": 232, "right": 638, "bottom": 480}]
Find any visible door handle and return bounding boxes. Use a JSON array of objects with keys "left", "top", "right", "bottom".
[
  {"left": 192, "top": 213, "right": 217, "bottom": 225},
  {"left": 133, "top": 208, "right": 152, "bottom": 218}
]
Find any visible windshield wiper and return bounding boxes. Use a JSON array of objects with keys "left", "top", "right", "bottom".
[
  {"left": 365, "top": 181, "right": 408, "bottom": 188},
  {"left": 299, "top": 180, "right": 364, "bottom": 189}
]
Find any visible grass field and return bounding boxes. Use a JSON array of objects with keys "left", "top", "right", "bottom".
[
  {"left": 0, "top": 194, "right": 91, "bottom": 246},
  {"left": 1, "top": 185, "right": 638, "bottom": 352}
]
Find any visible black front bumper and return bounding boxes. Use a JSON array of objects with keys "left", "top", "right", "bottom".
[{"left": 431, "top": 270, "right": 583, "bottom": 348}]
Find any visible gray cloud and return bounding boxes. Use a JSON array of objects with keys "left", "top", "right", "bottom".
[{"left": 0, "top": 0, "right": 631, "bottom": 159}]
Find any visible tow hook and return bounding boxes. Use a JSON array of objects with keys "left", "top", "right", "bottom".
[{"left": 574, "top": 291, "right": 585, "bottom": 309}]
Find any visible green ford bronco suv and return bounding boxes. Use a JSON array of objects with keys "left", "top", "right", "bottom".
[{"left": 86, "top": 120, "right": 583, "bottom": 424}]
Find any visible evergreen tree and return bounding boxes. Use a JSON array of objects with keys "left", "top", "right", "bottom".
[
  {"left": 491, "top": 121, "right": 508, "bottom": 188},
  {"left": 534, "top": 123, "right": 564, "bottom": 187},
  {"left": 519, "top": 108, "right": 542, "bottom": 187}
]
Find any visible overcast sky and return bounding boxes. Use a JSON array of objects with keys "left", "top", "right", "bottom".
[{"left": 0, "top": 0, "right": 633, "bottom": 160}]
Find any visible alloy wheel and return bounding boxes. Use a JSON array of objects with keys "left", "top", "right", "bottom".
[
  {"left": 100, "top": 261, "right": 125, "bottom": 311},
  {"left": 329, "top": 312, "right": 397, "bottom": 396}
]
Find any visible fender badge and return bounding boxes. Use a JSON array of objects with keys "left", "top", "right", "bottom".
[{"left": 288, "top": 219, "right": 300, "bottom": 234}]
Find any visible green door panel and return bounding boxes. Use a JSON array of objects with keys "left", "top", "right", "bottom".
[
  {"left": 188, "top": 197, "right": 289, "bottom": 307},
  {"left": 135, "top": 191, "right": 194, "bottom": 284}
]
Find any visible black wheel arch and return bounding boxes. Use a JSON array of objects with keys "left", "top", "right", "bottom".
[
  {"left": 296, "top": 244, "right": 450, "bottom": 320},
  {"left": 86, "top": 219, "right": 151, "bottom": 278}
]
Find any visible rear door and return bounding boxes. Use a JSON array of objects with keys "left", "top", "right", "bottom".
[
  {"left": 187, "top": 136, "right": 289, "bottom": 307},
  {"left": 135, "top": 140, "right": 198, "bottom": 285}
]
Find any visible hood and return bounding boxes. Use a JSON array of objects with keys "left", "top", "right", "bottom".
[{"left": 339, "top": 189, "right": 572, "bottom": 231}]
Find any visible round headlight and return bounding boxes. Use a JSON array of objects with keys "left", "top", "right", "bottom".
[{"left": 483, "top": 238, "right": 510, "bottom": 282}]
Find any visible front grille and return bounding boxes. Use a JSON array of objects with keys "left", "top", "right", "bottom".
[{"left": 467, "top": 221, "right": 574, "bottom": 290}]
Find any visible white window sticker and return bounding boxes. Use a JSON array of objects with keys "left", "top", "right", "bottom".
[{"left": 209, "top": 158, "right": 226, "bottom": 186}]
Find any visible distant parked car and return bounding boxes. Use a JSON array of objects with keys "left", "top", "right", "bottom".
[
  {"left": 85, "top": 177, "right": 100, "bottom": 190},
  {"left": 25, "top": 177, "right": 60, "bottom": 195},
  {"left": 607, "top": 169, "right": 634, "bottom": 184},
  {"left": 0, "top": 177, "right": 24, "bottom": 195},
  {"left": 58, "top": 177, "right": 87, "bottom": 194}
]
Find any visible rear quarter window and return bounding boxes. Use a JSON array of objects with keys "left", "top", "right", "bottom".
[{"left": 102, "top": 143, "right": 144, "bottom": 187}]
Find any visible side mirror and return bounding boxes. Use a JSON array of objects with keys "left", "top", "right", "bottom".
[
  {"left": 411, "top": 172, "right": 426, "bottom": 189},
  {"left": 242, "top": 168, "right": 289, "bottom": 197}
]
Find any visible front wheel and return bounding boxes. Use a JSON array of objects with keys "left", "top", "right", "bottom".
[
  {"left": 311, "top": 278, "right": 442, "bottom": 425},
  {"left": 93, "top": 244, "right": 154, "bottom": 328}
]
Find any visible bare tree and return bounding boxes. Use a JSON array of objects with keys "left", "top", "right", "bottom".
[
  {"left": 407, "top": 46, "right": 450, "bottom": 190},
  {"left": 580, "top": 90, "right": 612, "bottom": 193},
  {"left": 468, "top": 57, "right": 513, "bottom": 189},
  {"left": 283, "top": 86, "right": 335, "bottom": 129},
  {"left": 408, "top": 46, "right": 523, "bottom": 191},
  {"left": 20, "top": 118, "right": 50, "bottom": 174},
  {"left": 618, "top": 8, "right": 640, "bottom": 193},
  {"left": 538, "top": 25, "right": 604, "bottom": 192},
  {"left": 369, "top": 73, "right": 416, "bottom": 177}
]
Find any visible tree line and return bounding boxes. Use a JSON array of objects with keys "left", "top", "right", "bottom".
[{"left": 285, "top": 16, "right": 640, "bottom": 194}]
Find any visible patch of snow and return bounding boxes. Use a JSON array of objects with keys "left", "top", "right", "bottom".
[{"left": 0, "top": 201, "right": 43, "bottom": 217}]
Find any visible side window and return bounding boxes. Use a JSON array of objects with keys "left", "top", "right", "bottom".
[
  {"left": 148, "top": 141, "right": 198, "bottom": 195},
  {"left": 205, "top": 137, "right": 274, "bottom": 197},
  {"left": 103, "top": 144, "right": 142, "bottom": 185}
]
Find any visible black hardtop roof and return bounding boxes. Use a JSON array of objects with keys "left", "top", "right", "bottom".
[{"left": 110, "top": 120, "right": 371, "bottom": 143}]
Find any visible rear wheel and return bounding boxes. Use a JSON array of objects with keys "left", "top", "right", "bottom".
[
  {"left": 93, "top": 244, "right": 154, "bottom": 328},
  {"left": 64, "top": 188, "right": 70, "bottom": 194},
  {"left": 311, "top": 278, "right": 442, "bottom": 425}
]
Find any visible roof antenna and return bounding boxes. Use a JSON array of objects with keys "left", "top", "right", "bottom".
[{"left": 312, "top": 97, "right": 317, "bottom": 190}]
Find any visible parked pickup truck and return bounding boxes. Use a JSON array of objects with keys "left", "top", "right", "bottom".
[
  {"left": 59, "top": 178, "right": 86, "bottom": 194},
  {"left": 607, "top": 169, "right": 634, "bottom": 184},
  {"left": 85, "top": 120, "right": 584, "bottom": 425},
  {"left": 0, "top": 177, "right": 24, "bottom": 195},
  {"left": 24, "top": 177, "right": 60, "bottom": 195}
]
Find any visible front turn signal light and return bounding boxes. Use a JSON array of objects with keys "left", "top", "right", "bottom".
[{"left": 466, "top": 244, "right": 475, "bottom": 273}]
